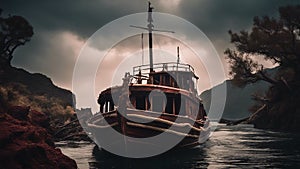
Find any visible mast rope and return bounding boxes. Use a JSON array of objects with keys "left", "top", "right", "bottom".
[{"left": 141, "top": 33, "right": 144, "bottom": 65}]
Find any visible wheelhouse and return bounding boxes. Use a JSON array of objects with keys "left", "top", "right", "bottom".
[{"left": 97, "top": 62, "right": 206, "bottom": 121}]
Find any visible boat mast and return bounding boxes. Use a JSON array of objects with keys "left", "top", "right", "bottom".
[
  {"left": 147, "top": 2, "right": 154, "bottom": 72},
  {"left": 130, "top": 2, "right": 174, "bottom": 74}
]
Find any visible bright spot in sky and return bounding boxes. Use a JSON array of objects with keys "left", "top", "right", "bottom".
[{"left": 159, "top": 0, "right": 182, "bottom": 9}]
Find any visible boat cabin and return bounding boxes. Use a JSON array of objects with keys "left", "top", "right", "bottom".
[{"left": 98, "top": 62, "right": 206, "bottom": 121}]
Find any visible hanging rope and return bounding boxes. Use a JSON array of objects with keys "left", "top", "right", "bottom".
[{"left": 141, "top": 33, "right": 144, "bottom": 65}]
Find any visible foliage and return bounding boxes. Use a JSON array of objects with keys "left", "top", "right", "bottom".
[
  {"left": 0, "top": 83, "right": 75, "bottom": 124},
  {"left": 226, "top": 5, "right": 300, "bottom": 131},
  {"left": 227, "top": 5, "right": 300, "bottom": 89},
  {"left": 0, "top": 9, "right": 33, "bottom": 66},
  {"left": 226, "top": 5, "right": 300, "bottom": 86}
]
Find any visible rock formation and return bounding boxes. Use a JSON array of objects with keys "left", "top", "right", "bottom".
[{"left": 0, "top": 106, "right": 77, "bottom": 169}]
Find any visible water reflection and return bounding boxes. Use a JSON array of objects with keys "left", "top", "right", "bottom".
[
  {"left": 58, "top": 124, "right": 300, "bottom": 169},
  {"left": 90, "top": 146, "right": 209, "bottom": 169}
]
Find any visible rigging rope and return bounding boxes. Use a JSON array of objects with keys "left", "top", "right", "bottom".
[{"left": 141, "top": 33, "right": 144, "bottom": 65}]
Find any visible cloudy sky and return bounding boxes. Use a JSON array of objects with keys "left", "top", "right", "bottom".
[{"left": 2, "top": 0, "right": 300, "bottom": 109}]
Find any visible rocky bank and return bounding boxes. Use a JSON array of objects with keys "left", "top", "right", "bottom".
[{"left": 0, "top": 106, "right": 77, "bottom": 169}]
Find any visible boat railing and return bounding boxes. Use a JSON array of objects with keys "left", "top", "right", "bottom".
[{"left": 133, "top": 62, "right": 195, "bottom": 76}]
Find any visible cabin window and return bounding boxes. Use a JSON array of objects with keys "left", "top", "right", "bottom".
[
  {"left": 179, "top": 76, "right": 184, "bottom": 89},
  {"left": 173, "top": 75, "right": 179, "bottom": 88},
  {"left": 182, "top": 76, "right": 187, "bottom": 90},
  {"left": 136, "top": 95, "right": 145, "bottom": 110},
  {"left": 170, "top": 78, "right": 174, "bottom": 87},
  {"left": 175, "top": 97, "right": 185, "bottom": 115},
  {"left": 104, "top": 101, "right": 108, "bottom": 112},
  {"left": 130, "top": 95, "right": 136, "bottom": 108},
  {"left": 145, "top": 97, "right": 150, "bottom": 110},
  {"left": 189, "top": 106, "right": 194, "bottom": 118},
  {"left": 160, "top": 75, "right": 170, "bottom": 86},
  {"left": 152, "top": 96, "right": 164, "bottom": 112},
  {"left": 153, "top": 75, "right": 160, "bottom": 85},
  {"left": 100, "top": 104, "right": 104, "bottom": 113},
  {"left": 187, "top": 79, "right": 190, "bottom": 90},
  {"left": 174, "top": 96, "right": 180, "bottom": 115},
  {"left": 165, "top": 97, "right": 173, "bottom": 114},
  {"left": 110, "top": 101, "right": 114, "bottom": 111},
  {"left": 165, "top": 75, "right": 170, "bottom": 86}
]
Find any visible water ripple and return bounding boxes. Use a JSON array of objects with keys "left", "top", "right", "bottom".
[{"left": 57, "top": 124, "right": 300, "bottom": 169}]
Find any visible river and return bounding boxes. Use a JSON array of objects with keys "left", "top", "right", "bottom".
[{"left": 56, "top": 124, "right": 300, "bottom": 168}]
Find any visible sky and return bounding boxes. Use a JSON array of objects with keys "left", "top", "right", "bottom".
[{"left": 2, "top": 0, "right": 300, "bottom": 110}]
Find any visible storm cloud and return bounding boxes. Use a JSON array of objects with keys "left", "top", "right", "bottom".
[{"left": 2, "top": 0, "right": 300, "bottom": 91}]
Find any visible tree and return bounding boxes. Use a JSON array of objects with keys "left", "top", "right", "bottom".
[
  {"left": 226, "top": 5, "right": 300, "bottom": 131},
  {"left": 0, "top": 9, "right": 33, "bottom": 67}
]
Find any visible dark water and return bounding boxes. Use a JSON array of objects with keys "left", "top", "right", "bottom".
[{"left": 57, "top": 124, "right": 300, "bottom": 169}]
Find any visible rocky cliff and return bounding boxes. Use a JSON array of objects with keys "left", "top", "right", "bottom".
[
  {"left": 201, "top": 67, "right": 300, "bottom": 132},
  {"left": 0, "top": 106, "right": 77, "bottom": 169},
  {"left": 0, "top": 66, "right": 74, "bottom": 109},
  {"left": 0, "top": 66, "right": 91, "bottom": 141},
  {"left": 200, "top": 80, "right": 269, "bottom": 120}
]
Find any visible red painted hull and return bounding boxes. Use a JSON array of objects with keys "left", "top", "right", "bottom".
[{"left": 87, "top": 109, "right": 210, "bottom": 152}]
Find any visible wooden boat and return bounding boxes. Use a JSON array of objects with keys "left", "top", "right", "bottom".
[{"left": 87, "top": 2, "right": 210, "bottom": 153}]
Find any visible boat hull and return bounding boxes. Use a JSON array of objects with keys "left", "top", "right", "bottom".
[{"left": 87, "top": 109, "right": 210, "bottom": 154}]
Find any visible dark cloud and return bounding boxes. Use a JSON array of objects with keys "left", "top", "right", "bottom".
[
  {"left": 2, "top": 0, "right": 146, "bottom": 38},
  {"left": 2, "top": 0, "right": 300, "bottom": 91},
  {"left": 177, "top": 0, "right": 300, "bottom": 38},
  {"left": 12, "top": 30, "right": 82, "bottom": 89},
  {"left": 3, "top": 0, "right": 300, "bottom": 41}
]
